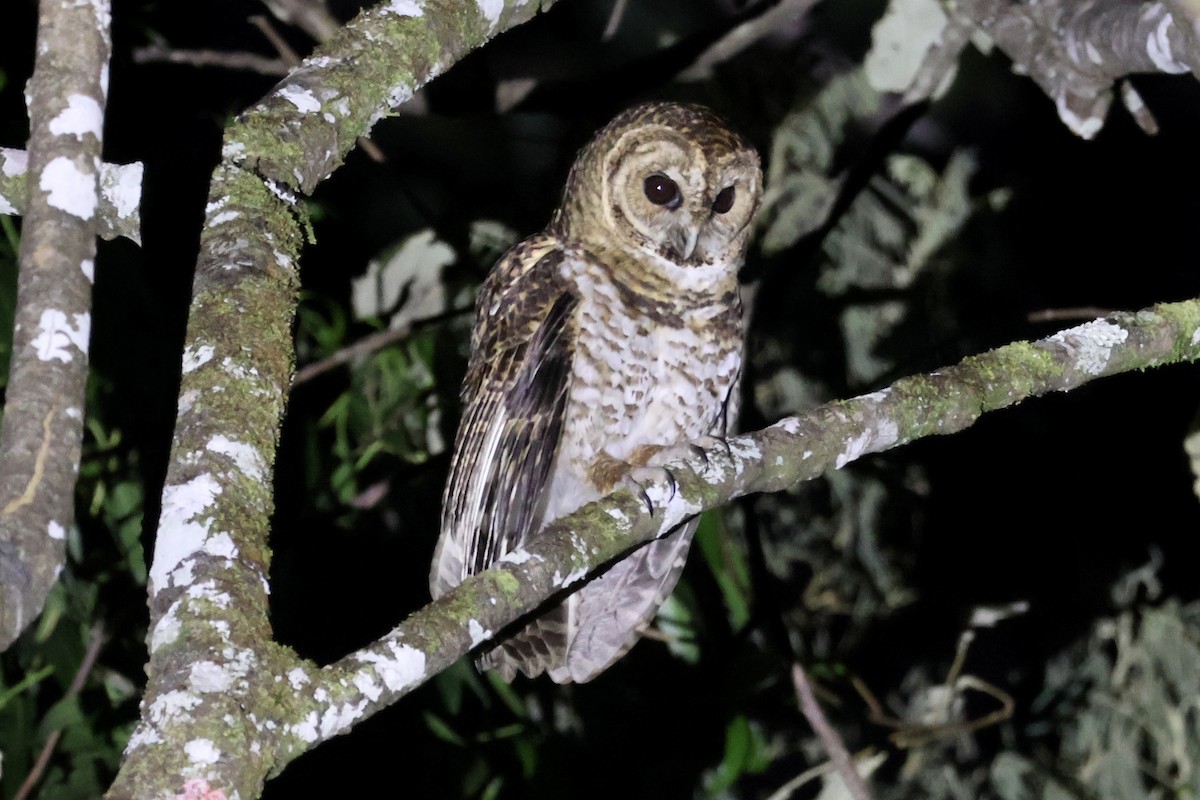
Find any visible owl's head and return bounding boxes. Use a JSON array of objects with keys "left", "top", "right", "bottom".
[{"left": 557, "top": 102, "right": 762, "bottom": 273}]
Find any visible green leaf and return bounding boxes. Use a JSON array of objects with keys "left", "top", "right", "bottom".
[
  {"left": 38, "top": 695, "right": 85, "bottom": 737},
  {"left": 706, "top": 715, "right": 753, "bottom": 794},
  {"left": 0, "top": 664, "right": 55, "bottom": 711},
  {"left": 486, "top": 671, "right": 528, "bottom": 720},
  {"left": 424, "top": 711, "right": 467, "bottom": 747},
  {"left": 695, "top": 511, "right": 752, "bottom": 630}
]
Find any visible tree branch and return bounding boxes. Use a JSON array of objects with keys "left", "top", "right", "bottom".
[
  {"left": 0, "top": 148, "right": 143, "bottom": 244},
  {"left": 130, "top": 274, "right": 1200, "bottom": 796},
  {"left": 0, "top": 0, "right": 112, "bottom": 650},
  {"left": 276, "top": 299, "right": 1200, "bottom": 746},
  {"left": 131, "top": 43, "right": 291, "bottom": 77},
  {"left": 793, "top": 663, "right": 874, "bottom": 800},
  {"left": 957, "top": 0, "right": 1195, "bottom": 138},
  {"left": 107, "top": 1, "right": 547, "bottom": 797}
]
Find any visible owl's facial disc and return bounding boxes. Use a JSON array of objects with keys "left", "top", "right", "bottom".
[{"left": 603, "top": 134, "right": 707, "bottom": 260}]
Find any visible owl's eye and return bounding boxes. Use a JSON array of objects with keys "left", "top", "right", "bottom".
[
  {"left": 643, "top": 173, "right": 682, "bottom": 209},
  {"left": 712, "top": 186, "right": 736, "bottom": 214}
]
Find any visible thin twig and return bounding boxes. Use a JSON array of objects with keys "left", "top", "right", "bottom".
[
  {"left": 678, "top": 0, "right": 818, "bottom": 81},
  {"left": 292, "top": 324, "right": 414, "bottom": 386},
  {"left": 14, "top": 623, "right": 108, "bottom": 800},
  {"left": 258, "top": 0, "right": 342, "bottom": 41},
  {"left": 248, "top": 15, "right": 386, "bottom": 162},
  {"left": 249, "top": 15, "right": 302, "bottom": 63},
  {"left": 792, "top": 663, "right": 874, "bottom": 800},
  {"left": 132, "top": 43, "right": 290, "bottom": 75},
  {"left": 601, "top": 0, "right": 629, "bottom": 40},
  {"left": 1027, "top": 306, "right": 1115, "bottom": 323}
]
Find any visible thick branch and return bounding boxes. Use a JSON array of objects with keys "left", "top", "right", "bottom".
[
  {"left": 0, "top": 148, "right": 143, "bottom": 244},
  {"left": 109, "top": 1, "right": 547, "bottom": 798},
  {"left": 257, "top": 299, "right": 1200, "bottom": 772},
  {"left": 0, "top": 0, "right": 112, "bottom": 650},
  {"left": 959, "top": 0, "right": 1194, "bottom": 138}
]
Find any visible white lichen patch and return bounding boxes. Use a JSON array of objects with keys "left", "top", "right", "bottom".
[
  {"left": 221, "top": 646, "right": 258, "bottom": 676},
  {"left": 552, "top": 567, "right": 588, "bottom": 588},
  {"left": 222, "top": 141, "right": 246, "bottom": 161},
  {"left": 207, "top": 435, "right": 265, "bottom": 481},
  {"left": 499, "top": 548, "right": 537, "bottom": 565},
  {"left": 836, "top": 418, "right": 900, "bottom": 469},
  {"left": 770, "top": 417, "right": 802, "bottom": 436},
  {"left": 1192, "top": 327, "right": 1200, "bottom": 347},
  {"left": 468, "top": 619, "right": 492, "bottom": 647},
  {"left": 384, "top": 0, "right": 424, "bottom": 16},
  {"left": 184, "top": 738, "right": 221, "bottom": 765},
  {"left": 189, "top": 661, "right": 233, "bottom": 692},
  {"left": 48, "top": 521, "right": 66, "bottom": 540},
  {"left": 150, "top": 600, "right": 182, "bottom": 652},
  {"left": 320, "top": 698, "right": 369, "bottom": 738},
  {"left": 182, "top": 344, "right": 214, "bottom": 374},
  {"left": 860, "top": 388, "right": 892, "bottom": 405},
  {"left": 287, "top": 667, "right": 311, "bottom": 690},
  {"left": 186, "top": 580, "right": 232, "bottom": 607},
  {"left": 124, "top": 724, "right": 163, "bottom": 752},
  {"left": 32, "top": 309, "right": 90, "bottom": 362},
  {"left": 210, "top": 209, "right": 240, "bottom": 226},
  {"left": 477, "top": 0, "right": 503, "bottom": 27},
  {"left": 1, "top": 147, "right": 27, "bottom": 177},
  {"left": 148, "top": 689, "right": 203, "bottom": 726},
  {"left": 1047, "top": 319, "right": 1128, "bottom": 376},
  {"left": 291, "top": 711, "right": 319, "bottom": 743},
  {"left": 727, "top": 436, "right": 762, "bottom": 462},
  {"left": 40, "top": 156, "right": 97, "bottom": 219},
  {"left": 604, "top": 507, "right": 629, "bottom": 523},
  {"left": 353, "top": 671, "right": 382, "bottom": 702},
  {"left": 102, "top": 160, "right": 142, "bottom": 220},
  {"left": 149, "top": 474, "right": 223, "bottom": 595},
  {"left": 81, "top": 258, "right": 95, "bottom": 283},
  {"left": 277, "top": 85, "right": 321, "bottom": 113},
  {"left": 271, "top": 249, "right": 294, "bottom": 272},
  {"left": 49, "top": 93, "right": 103, "bottom": 140},
  {"left": 220, "top": 356, "right": 261, "bottom": 382},
  {"left": 356, "top": 641, "right": 426, "bottom": 692}
]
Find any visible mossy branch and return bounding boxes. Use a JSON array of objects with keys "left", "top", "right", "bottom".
[
  {"left": 109, "top": 1, "right": 547, "bottom": 798},
  {"left": 0, "top": 0, "right": 112, "bottom": 651}
]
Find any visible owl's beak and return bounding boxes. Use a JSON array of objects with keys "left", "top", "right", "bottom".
[{"left": 665, "top": 223, "right": 699, "bottom": 261}]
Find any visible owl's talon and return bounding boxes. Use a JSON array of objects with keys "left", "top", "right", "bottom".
[
  {"left": 636, "top": 486, "right": 653, "bottom": 515},
  {"left": 690, "top": 435, "right": 731, "bottom": 464},
  {"left": 621, "top": 464, "right": 678, "bottom": 516}
]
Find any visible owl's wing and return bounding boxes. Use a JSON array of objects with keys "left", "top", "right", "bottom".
[
  {"left": 557, "top": 519, "right": 698, "bottom": 683},
  {"left": 430, "top": 234, "right": 576, "bottom": 598}
]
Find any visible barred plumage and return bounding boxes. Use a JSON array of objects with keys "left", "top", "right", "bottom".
[{"left": 430, "top": 102, "right": 762, "bottom": 683}]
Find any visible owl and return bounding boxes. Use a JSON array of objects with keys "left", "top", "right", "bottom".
[{"left": 429, "top": 101, "right": 762, "bottom": 683}]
